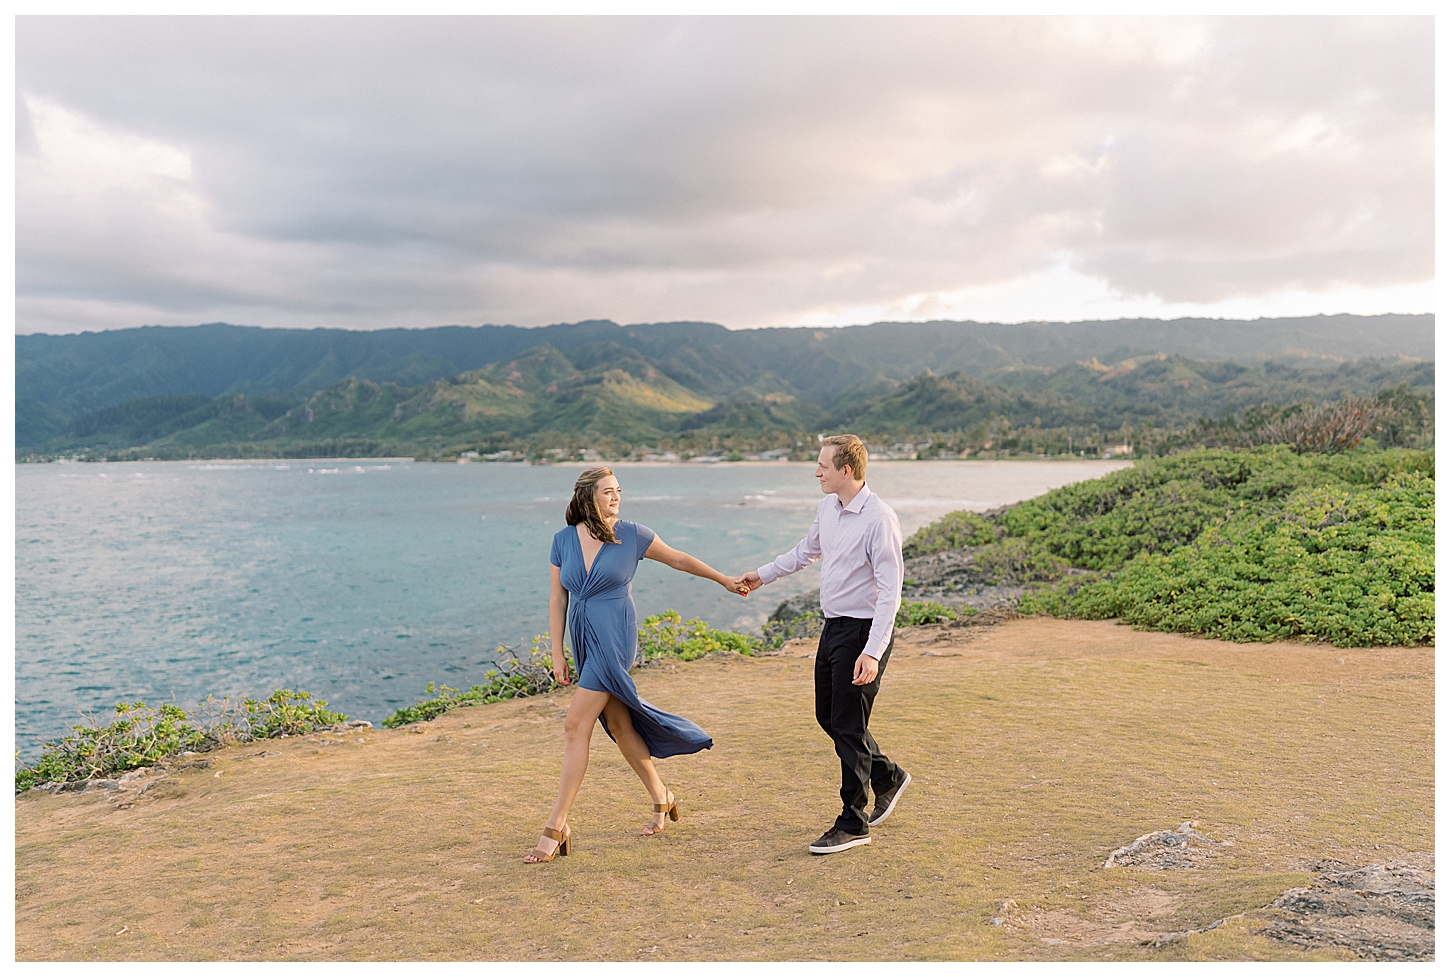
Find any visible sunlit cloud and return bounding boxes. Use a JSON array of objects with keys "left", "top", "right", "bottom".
[{"left": 15, "top": 15, "right": 1433, "bottom": 334}]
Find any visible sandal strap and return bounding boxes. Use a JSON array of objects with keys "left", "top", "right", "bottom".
[
  {"left": 541, "top": 825, "right": 567, "bottom": 842},
  {"left": 654, "top": 803, "right": 672, "bottom": 812}
]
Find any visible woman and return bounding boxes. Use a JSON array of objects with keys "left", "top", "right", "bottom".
[{"left": 525, "top": 466, "right": 749, "bottom": 863}]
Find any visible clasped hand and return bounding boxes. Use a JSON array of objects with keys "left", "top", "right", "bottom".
[{"left": 722, "top": 569, "right": 764, "bottom": 597}]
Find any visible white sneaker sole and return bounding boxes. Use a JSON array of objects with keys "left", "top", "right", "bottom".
[
  {"left": 808, "top": 835, "right": 872, "bottom": 854},
  {"left": 868, "top": 771, "right": 912, "bottom": 827}
]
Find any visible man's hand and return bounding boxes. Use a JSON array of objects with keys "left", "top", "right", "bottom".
[
  {"left": 741, "top": 571, "right": 764, "bottom": 592},
  {"left": 851, "top": 653, "right": 879, "bottom": 686},
  {"left": 724, "top": 575, "right": 752, "bottom": 597}
]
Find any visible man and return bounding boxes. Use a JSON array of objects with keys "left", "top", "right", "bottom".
[{"left": 742, "top": 434, "right": 910, "bottom": 854}]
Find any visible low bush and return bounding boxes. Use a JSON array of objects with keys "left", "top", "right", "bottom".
[
  {"left": 1030, "top": 472, "right": 1434, "bottom": 647},
  {"left": 234, "top": 689, "right": 348, "bottom": 739},
  {"left": 382, "top": 638, "right": 562, "bottom": 728},
  {"left": 760, "top": 611, "right": 825, "bottom": 650},
  {"left": 919, "top": 446, "right": 1433, "bottom": 647},
  {"left": 903, "top": 509, "right": 997, "bottom": 557},
  {"left": 973, "top": 538, "right": 1070, "bottom": 584},
  {"left": 16, "top": 688, "right": 348, "bottom": 793},
  {"left": 638, "top": 610, "right": 759, "bottom": 661},
  {"left": 896, "top": 600, "right": 963, "bottom": 626}
]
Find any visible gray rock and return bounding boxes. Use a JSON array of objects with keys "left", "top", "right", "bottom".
[
  {"left": 768, "top": 592, "right": 821, "bottom": 623},
  {"left": 1261, "top": 861, "right": 1435, "bottom": 961},
  {"left": 1103, "top": 820, "right": 1227, "bottom": 869},
  {"left": 65, "top": 779, "right": 123, "bottom": 794}
]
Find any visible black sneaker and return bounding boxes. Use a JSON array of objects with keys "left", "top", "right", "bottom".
[
  {"left": 808, "top": 827, "right": 872, "bottom": 855},
  {"left": 868, "top": 770, "right": 912, "bottom": 827}
]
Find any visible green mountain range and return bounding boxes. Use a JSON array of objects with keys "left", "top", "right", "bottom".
[
  {"left": 19, "top": 324, "right": 1433, "bottom": 459},
  {"left": 18, "top": 313, "right": 1431, "bottom": 414}
]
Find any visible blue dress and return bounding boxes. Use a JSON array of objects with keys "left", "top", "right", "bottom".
[{"left": 550, "top": 520, "right": 714, "bottom": 759}]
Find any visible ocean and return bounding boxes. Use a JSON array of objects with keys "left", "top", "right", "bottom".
[{"left": 14, "top": 458, "right": 1130, "bottom": 751}]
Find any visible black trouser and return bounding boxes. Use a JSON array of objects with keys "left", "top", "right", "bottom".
[{"left": 815, "top": 616, "right": 903, "bottom": 835}]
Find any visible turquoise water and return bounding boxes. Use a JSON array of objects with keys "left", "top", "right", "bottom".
[{"left": 14, "top": 458, "right": 1129, "bottom": 750}]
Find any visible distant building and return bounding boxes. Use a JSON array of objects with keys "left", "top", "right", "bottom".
[{"left": 581, "top": 449, "right": 602, "bottom": 461}]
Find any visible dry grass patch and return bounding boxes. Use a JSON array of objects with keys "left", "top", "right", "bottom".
[{"left": 15, "top": 618, "right": 1432, "bottom": 961}]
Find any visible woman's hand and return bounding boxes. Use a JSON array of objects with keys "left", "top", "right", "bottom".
[
  {"left": 721, "top": 574, "right": 751, "bottom": 597},
  {"left": 552, "top": 659, "right": 572, "bottom": 685}
]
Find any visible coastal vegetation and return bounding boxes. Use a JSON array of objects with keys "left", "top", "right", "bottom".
[
  {"left": 14, "top": 690, "right": 347, "bottom": 793},
  {"left": 903, "top": 446, "right": 1434, "bottom": 647},
  {"left": 895, "top": 600, "right": 964, "bottom": 626}
]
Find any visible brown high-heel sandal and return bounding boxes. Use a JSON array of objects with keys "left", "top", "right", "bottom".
[
  {"left": 524, "top": 824, "right": 571, "bottom": 862},
  {"left": 643, "top": 791, "right": 679, "bottom": 836}
]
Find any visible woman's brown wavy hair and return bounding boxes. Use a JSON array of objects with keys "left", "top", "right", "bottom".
[{"left": 565, "top": 466, "right": 618, "bottom": 544}]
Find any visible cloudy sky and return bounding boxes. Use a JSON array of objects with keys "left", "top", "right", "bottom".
[{"left": 14, "top": 15, "right": 1434, "bottom": 334}]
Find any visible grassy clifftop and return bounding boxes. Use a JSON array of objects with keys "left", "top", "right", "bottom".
[{"left": 14, "top": 620, "right": 1433, "bottom": 961}]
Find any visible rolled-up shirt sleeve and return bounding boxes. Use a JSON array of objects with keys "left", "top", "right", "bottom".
[
  {"left": 757, "top": 509, "right": 823, "bottom": 585},
  {"left": 861, "top": 511, "right": 904, "bottom": 660}
]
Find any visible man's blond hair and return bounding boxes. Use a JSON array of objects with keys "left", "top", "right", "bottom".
[{"left": 821, "top": 434, "right": 867, "bottom": 482}]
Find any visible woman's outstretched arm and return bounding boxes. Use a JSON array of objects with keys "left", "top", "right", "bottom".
[
  {"left": 643, "top": 536, "right": 750, "bottom": 596},
  {"left": 548, "top": 564, "right": 571, "bottom": 684}
]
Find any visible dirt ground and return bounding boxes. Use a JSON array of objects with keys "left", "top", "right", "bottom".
[{"left": 14, "top": 616, "right": 1434, "bottom": 961}]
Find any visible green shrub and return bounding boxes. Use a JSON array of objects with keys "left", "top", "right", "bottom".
[
  {"left": 973, "top": 538, "right": 1070, "bottom": 584},
  {"left": 996, "top": 446, "right": 1432, "bottom": 572},
  {"left": 15, "top": 701, "right": 209, "bottom": 792},
  {"left": 382, "top": 637, "right": 562, "bottom": 728},
  {"left": 1028, "top": 471, "right": 1434, "bottom": 647},
  {"left": 919, "top": 446, "right": 1433, "bottom": 647},
  {"left": 637, "top": 610, "right": 759, "bottom": 661},
  {"left": 760, "top": 611, "right": 824, "bottom": 650},
  {"left": 16, "top": 687, "right": 350, "bottom": 793},
  {"left": 895, "top": 600, "right": 964, "bottom": 626},
  {"left": 237, "top": 689, "right": 348, "bottom": 739},
  {"left": 903, "top": 509, "right": 997, "bottom": 557}
]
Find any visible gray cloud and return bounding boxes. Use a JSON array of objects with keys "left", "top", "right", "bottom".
[{"left": 15, "top": 15, "right": 1433, "bottom": 333}]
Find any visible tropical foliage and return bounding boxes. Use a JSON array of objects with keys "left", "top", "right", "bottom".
[
  {"left": 381, "top": 639, "right": 564, "bottom": 727},
  {"left": 909, "top": 446, "right": 1433, "bottom": 647},
  {"left": 15, "top": 689, "right": 347, "bottom": 793}
]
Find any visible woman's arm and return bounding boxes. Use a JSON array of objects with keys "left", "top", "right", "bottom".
[
  {"left": 549, "top": 564, "right": 571, "bottom": 684},
  {"left": 643, "top": 536, "right": 750, "bottom": 595}
]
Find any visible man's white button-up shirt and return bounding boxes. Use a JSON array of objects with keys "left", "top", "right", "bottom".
[{"left": 756, "top": 484, "right": 904, "bottom": 660}]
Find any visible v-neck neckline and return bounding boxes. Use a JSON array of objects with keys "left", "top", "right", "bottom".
[{"left": 577, "top": 524, "right": 609, "bottom": 577}]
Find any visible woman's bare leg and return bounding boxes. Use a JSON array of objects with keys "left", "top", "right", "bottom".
[
  {"left": 600, "top": 697, "right": 671, "bottom": 833},
  {"left": 526, "top": 687, "right": 610, "bottom": 860}
]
